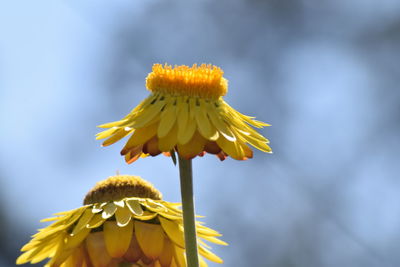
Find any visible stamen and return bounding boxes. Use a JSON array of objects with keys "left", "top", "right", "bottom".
[{"left": 146, "top": 64, "right": 228, "bottom": 99}]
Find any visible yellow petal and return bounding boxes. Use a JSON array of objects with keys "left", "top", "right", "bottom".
[
  {"left": 97, "top": 118, "right": 128, "bottom": 129},
  {"left": 40, "top": 216, "right": 62, "bottom": 223},
  {"left": 87, "top": 214, "right": 105, "bottom": 229},
  {"left": 121, "top": 123, "right": 158, "bottom": 153},
  {"left": 52, "top": 228, "right": 90, "bottom": 266},
  {"left": 123, "top": 233, "right": 143, "bottom": 262},
  {"left": 157, "top": 211, "right": 182, "bottom": 221},
  {"left": 103, "top": 220, "right": 133, "bottom": 258},
  {"left": 126, "top": 199, "right": 144, "bottom": 216},
  {"left": 131, "top": 96, "right": 165, "bottom": 128},
  {"left": 72, "top": 209, "right": 94, "bottom": 235},
  {"left": 196, "top": 225, "right": 222, "bottom": 237},
  {"left": 102, "top": 128, "right": 132, "bottom": 147},
  {"left": 85, "top": 232, "right": 112, "bottom": 267},
  {"left": 133, "top": 211, "right": 158, "bottom": 221},
  {"left": 226, "top": 103, "right": 270, "bottom": 127},
  {"left": 196, "top": 99, "right": 218, "bottom": 141},
  {"left": 50, "top": 207, "right": 86, "bottom": 229},
  {"left": 176, "top": 96, "right": 189, "bottom": 133},
  {"left": 158, "top": 123, "right": 178, "bottom": 152},
  {"left": 173, "top": 245, "right": 186, "bottom": 267},
  {"left": 135, "top": 221, "right": 165, "bottom": 260},
  {"left": 92, "top": 203, "right": 103, "bottom": 213},
  {"left": 17, "top": 234, "right": 63, "bottom": 264},
  {"left": 115, "top": 205, "right": 132, "bottom": 227},
  {"left": 177, "top": 131, "right": 206, "bottom": 159},
  {"left": 102, "top": 202, "right": 117, "bottom": 219},
  {"left": 216, "top": 135, "right": 244, "bottom": 160},
  {"left": 66, "top": 228, "right": 91, "bottom": 251},
  {"left": 207, "top": 102, "right": 236, "bottom": 142},
  {"left": 238, "top": 131, "right": 272, "bottom": 153},
  {"left": 177, "top": 98, "right": 197, "bottom": 145},
  {"left": 199, "top": 256, "right": 208, "bottom": 267},
  {"left": 159, "top": 238, "right": 174, "bottom": 267},
  {"left": 189, "top": 97, "right": 197, "bottom": 119},
  {"left": 199, "top": 235, "right": 228, "bottom": 246},
  {"left": 158, "top": 98, "right": 177, "bottom": 138},
  {"left": 199, "top": 245, "right": 223, "bottom": 263},
  {"left": 61, "top": 245, "right": 85, "bottom": 267},
  {"left": 95, "top": 127, "right": 119, "bottom": 140},
  {"left": 159, "top": 217, "right": 185, "bottom": 248}
]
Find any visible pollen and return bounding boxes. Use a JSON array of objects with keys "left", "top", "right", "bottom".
[
  {"left": 146, "top": 63, "right": 228, "bottom": 99},
  {"left": 84, "top": 175, "right": 162, "bottom": 204}
]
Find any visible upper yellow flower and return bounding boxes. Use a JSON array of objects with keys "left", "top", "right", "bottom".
[
  {"left": 97, "top": 64, "right": 271, "bottom": 163},
  {"left": 17, "top": 175, "right": 226, "bottom": 267}
]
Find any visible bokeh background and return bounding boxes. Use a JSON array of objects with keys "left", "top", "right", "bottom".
[{"left": 1, "top": 0, "right": 400, "bottom": 266}]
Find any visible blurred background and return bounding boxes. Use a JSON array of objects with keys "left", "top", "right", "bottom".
[{"left": 1, "top": 0, "right": 400, "bottom": 266}]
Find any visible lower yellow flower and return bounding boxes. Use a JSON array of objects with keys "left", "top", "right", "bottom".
[
  {"left": 17, "top": 175, "right": 226, "bottom": 267},
  {"left": 96, "top": 63, "right": 272, "bottom": 163}
]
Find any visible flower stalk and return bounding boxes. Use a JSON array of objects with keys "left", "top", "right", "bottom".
[{"left": 178, "top": 155, "right": 199, "bottom": 267}]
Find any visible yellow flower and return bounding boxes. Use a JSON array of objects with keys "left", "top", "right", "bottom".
[
  {"left": 97, "top": 64, "right": 271, "bottom": 163},
  {"left": 17, "top": 175, "right": 226, "bottom": 267}
]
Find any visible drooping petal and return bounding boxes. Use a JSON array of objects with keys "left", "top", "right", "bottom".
[
  {"left": 85, "top": 232, "right": 112, "bottom": 267},
  {"left": 177, "top": 99, "right": 197, "bottom": 145},
  {"left": 158, "top": 123, "right": 178, "bottom": 152},
  {"left": 123, "top": 233, "right": 143, "bottom": 263},
  {"left": 216, "top": 134, "right": 245, "bottom": 160},
  {"left": 135, "top": 221, "right": 165, "bottom": 260},
  {"left": 143, "top": 136, "right": 161, "bottom": 156},
  {"left": 176, "top": 96, "right": 189, "bottom": 133},
  {"left": 177, "top": 117, "right": 197, "bottom": 145},
  {"left": 199, "top": 235, "right": 228, "bottom": 246},
  {"left": 207, "top": 102, "right": 236, "bottom": 142},
  {"left": 199, "top": 256, "right": 208, "bottom": 267},
  {"left": 158, "top": 97, "right": 177, "bottom": 138},
  {"left": 177, "top": 131, "right": 207, "bottom": 159},
  {"left": 196, "top": 99, "right": 218, "bottom": 141},
  {"left": 204, "top": 141, "right": 221, "bottom": 154},
  {"left": 199, "top": 245, "right": 223, "bottom": 263},
  {"left": 159, "top": 238, "right": 174, "bottom": 267},
  {"left": 124, "top": 145, "right": 144, "bottom": 164},
  {"left": 130, "top": 96, "right": 165, "bottom": 128},
  {"left": 173, "top": 245, "right": 186, "bottom": 267},
  {"left": 17, "top": 233, "right": 64, "bottom": 264},
  {"left": 87, "top": 214, "right": 105, "bottom": 229},
  {"left": 101, "top": 202, "right": 117, "bottom": 219},
  {"left": 60, "top": 245, "right": 85, "bottom": 267},
  {"left": 121, "top": 123, "right": 158, "bottom": 154},
  {"left": 71, "top": 209, "right": 94, "bottom": 235},
  {"left": 101, "top": 128, "right": 132, "bottom": 147},
  {"left": 115, "top": 205, "right": 132, "bottom": 227},
  {"left": 103, "top": 220, "right": 133, "bottom": 258},
  {"left": 159, "top": 217, "right": 185, "bottom": 248},
  {"left": 52, "top": 227, "right": 90, "bottom": 266},
  {"left": 125, "top": 199, "right": 144, "bottom": 216}
]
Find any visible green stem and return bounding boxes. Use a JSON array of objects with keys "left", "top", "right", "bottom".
[{"left": 178, "top": 155, "right": 199, "bottom": 267}]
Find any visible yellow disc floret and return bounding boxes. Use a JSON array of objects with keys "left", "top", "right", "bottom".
[
  {"left": 84, "top": 175, "right": 162, "bottom": 204},
  {"left": 146, "top": 63, "right": 228, "bottom": 99}
]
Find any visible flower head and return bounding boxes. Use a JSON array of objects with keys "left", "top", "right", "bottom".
[
  {"left": 17, "top": 175, "right": 226, "bottom": 267},
  {"left": 97, "top": 63, "right": 271, "bottom": 163}
]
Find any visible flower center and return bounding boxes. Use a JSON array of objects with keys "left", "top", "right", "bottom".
[
  {"left": 83, "top": 175, "right": 162, "bottom": 205},
  {"left": 146, "top": 63, "right": 228, "bottom": 99}
]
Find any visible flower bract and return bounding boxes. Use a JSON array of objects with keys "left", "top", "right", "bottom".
[
  {"left": 17, "top": 175, "right": 226, "bottom": 267},
  {"left": 97, "top": 63, "right": 272, "bottom": 163}
]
